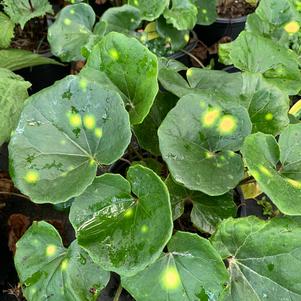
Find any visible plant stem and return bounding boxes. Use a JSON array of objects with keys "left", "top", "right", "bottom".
[
  {"left": 180, "top": 49, "right": 205, "bottom": 68},
  {"left": 113, "top": 284, "right": 123, "bottom": 301}
]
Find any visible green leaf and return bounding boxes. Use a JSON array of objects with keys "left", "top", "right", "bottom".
[
  {"left": 166, "top": 176, "right": 236, "bottom": 233},
  {"left": 163, "top": 0, "right": 198, "bottom": 30},
  {"left": 100, "top": 4, "right": 141, "bottom": 35},
  {"left": 15, "top": 221, "right": 110, "bottom": 301},
  {"left": 211, "top": 216, "right": 301, "bottom": 301},
  {"left": 128, "top": 0, "right": 169, "bottom": 21},
  {"left": 3, "top": 0, "right": 53, "bottom": 29},
  {"left": 0, "top": 68, "right": 31, "bottom": 147},
  {"left": 219, "top": 31, "right": 301, "bottom": 95},
  {"left": 187, "top": 69, "right": 290, "bottom": 135},
  {"left": 86, "top": 32, "right": 159, "bottom": 125},
  {"left": 0, "top": 12, "right": 15, "bottom": 48},
  {"left": 122, "top": 231, "right": 229, "bottom": 301},
  {"left": 9, "top": 75, "right": 131, "bottom": 204},
  {"left": 133, "top": 91, "right": 178, "bottom": 156},
  {"left": 69, "top": 165, "right": 173, "bottom": 276},
  {"left": 193, "top": 0, "right": 217, "bottom": 25},
  {"left": 48, "top": 3, "right": 96, "bottom": 62},
  {"left": 242, "top": 124, "right": 301, "bottom": 215},
  {"left": 158, "top": 93, "right": 251, "bottom": 195},
  {"left": 0, "top": 49, "right": 63, "bottom": 71}
]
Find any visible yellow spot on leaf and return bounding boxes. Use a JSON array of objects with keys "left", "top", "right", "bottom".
[
  {"left": 141, "top": 225, "right": 148, "bottom": 233},
  {"left": 184, "top": 34, "right": 190, "bottom": 42},
  {"left": 284, "top": 21, "right": 300, "bottom": 33},
  {"left": 79, "top": 78, "right": 88, "bottom": 91},
  {"left": 46, "top": 244, "right": 57, "bottom": 256},
  {"left": 287, "top": 178, "right": 301, "bottom": 189},
  {"left": 202, "top": 108, "right": 221, "bottom": 127},
  {"left": 265, "top": 113, "right": 273, "bottom": 121},
  {"left": 186, "top": 69, "right": 193, "bottom": 77},
  {"left": 202, "top": 9, "right": 207, "bottom": 14},
  {"left": 83, "top": 114, "right": 96, "bottom": 129},
  {"left": 109, "top": 48, "right": 119, "bottom": 60},
  {"left": 134, "top": 0, "right": 139, "bottom": 5},
  {"left": 64, "top": 18, "right": 72, "bottom": 26},
  {"left": 69, "top": 113, "right": 82, "bottom": 127},
  {"left": 95, "top": 127, "right": 103, "bottom": 138},
  {"left": 60, "top": 139, "right": 66, "bottom": 145},
  {"left": 227, "top": 151, "right": 235, "bottom": 157},
  {"left": 70, "top": 9, "right": 75, "bottom": 14},
  {"left": 218, "top": 115, "right": 237, "bottom": 135},
  {"left": 24, "top": 170, "right": 39, "bottom": 184},
  {"left": 161, "top": 266, "right": 181, "bottom": 290},
  {"left": 258, "top": 165, "right": 272, "bottom": 177},
  {"left": 124, "top": 207, "right": 133, "bottom": 218},
  {"left": 89, "top": 159, "right": 96, "bottom": 166},
  {"left": 61, "top": 259, "right": 68, "bottom": 271},
  {"left": 205, "top": 151, "right": 214, "bottom": 159}
]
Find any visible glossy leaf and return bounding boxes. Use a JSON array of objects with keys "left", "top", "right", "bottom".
[
  {"left": 128, "top": 0, "right": 169, "bottom": 21},
  {"left": 242, "top": 124, "right": 301, "bottom": 215},
  {"left": 0, "top": 49, "right": 63, "bottom": 71},
  {"left": 0, "top": 68, "right": 31, "bottom": 147},
  {"left": 211, "top": 216, "right": 301, "bottom": 301},
  {"left": 193, "top": 0, "right": 217, "bottom": 25},
  {"left": 48, "top": 3, "right": 96, "bottom": 62},
  {"left": 133, "top": 91, "right": 178, "bottom": 156},
  {"left": 0, "top": 12, "right": 14, "bottom": 48},
  {"left": 3, "top": 0, "right": 53, "bottom": 29},
  {"left": 86, "top": 32, "right": 158, "bottom": 125},
  {"left": 15, "top": 221, "right": 110, "bottom": 301},
  {"left": 166, "top": 176, "right": 236, "bottom": 233},
  {"left": 9, "top": 75, "right": 131, "bottom": 204},
  {"left": 163, "top": 0, "right": 198, "bottom": 30},
  {"left": 219, "top": 31, "right": 301, "bottom": 95},
  {"left": 158, "top": 93, "right": 251, "bottom": 195},
  {"left": 69, "top": 165, "right": 173, "bottom": 276},
  {"left": 122, "top": 231, "right": 229, "bottom": 301}
]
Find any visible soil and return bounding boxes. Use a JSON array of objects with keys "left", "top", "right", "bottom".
[{"left": 217, "top": 0, "right": 256, "bottom": 18}]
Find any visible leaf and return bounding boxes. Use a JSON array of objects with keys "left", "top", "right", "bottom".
[
  {"left": 211, "top": 216, "right": 301, "bottom": 301},
  {"left": 128, "top": 0, "right": 169, "bottom": 21},
  {"left": 158, "top": 93, "right": 251, "bottom": 195},
  {"left": 3, "top": 0, "right": 53, "bottom": 29},
  {"left": 186, "top": 69, "right": 290, "bottom": 135},
  {"left": 100, "top": 4, "right": 141, "bottom": 34},
  {"left": 15, "top": 221, "right": 110, "bottom": 301},
  {"left": 133, "top": 91, "right": 178, "bottom": 156},
  {"left": 86, "top": 32, "right": 159, "bottom": 125},
  {"left": 122, "top": 231, "right": 229, "bottom": 301},
  {"left": 0, "top": 68, "right": 31, "bottom": 147},
  {"left": 0, "top": 12, "right": 15, "bottom": 48},
  {"left": 8, "top": 75, "right": 131, "bottom": 204},
  {"left": 166, "top": 176, "right": 236, "bottom": 233},
  {"left": 48, "top": 3, "right": 96, "bottom": 62},
  {"left": 69, "top": 165, "right": 173, "bottom": 276},
  {"left": 0, "top": 49, "right": 63, "bottom": 71},
  {"left": 242, "top": 124, "right": 301, "bottom": 215},
  {"left": 193, "top": 0, "right": 217, "bottom": 25},
  {"left": 163, "top": 0, "right": 198, "bottom": 30},
  {"left": 289, "top": 99, "right": 301, "bottom": 119},
  {"left": 219, "top": 31, "right": 301, "bottom": 95}
]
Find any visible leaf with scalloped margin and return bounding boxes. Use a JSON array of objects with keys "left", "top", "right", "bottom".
[{"left": 0, "top": 12, "right": 14, "bottom": 48}]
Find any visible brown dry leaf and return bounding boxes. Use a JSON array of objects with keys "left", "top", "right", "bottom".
[
  {"left": 0, "top": 171, "right": 14, "bottom": 200},
  {"left": 71, "top": 61, "right": 85, "bottom": 75}
]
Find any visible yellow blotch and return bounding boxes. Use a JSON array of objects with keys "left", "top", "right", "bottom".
[
  {"left": 89, "top": 159, "right": 96, "bottom": 166},
  {"left": 70, "top": 9, "right": 75, "bottom": 15},
  {"left": 218, "top": 115, "right": 237, "bottom": 135},
  {"left": 46, "top": 244, "right": 57, "bottom": 256},
  {"left": 186, "top": 68, "right": 193, "bottom": 77},
  {"left": 251, "top": 170, "right": 260, "bottom": 180},
  {"left": 289, "top": 100, "right": 301, "bottom": 116},
  {"left": 124, "top": 207, "right": 134, "bottom": 218},
  {"left": 202, "top": 108, "right": 221, "bottom": 127},
  {"left": 202, "top": 9, "right": 207, "bottom": 14},
  {"left": 284, "top": 21, "right": 300, "bottom": 33},
  {"left": 95, "top": 127, "right": 103, "bottom": 138},
  {"left": 79, "top": 78, "right": 88, "bottom": 91},
  {"left": 64, "top": 18, "right": 72, "bottom": 26},
  {"left": 265, "top": 113, "right": 273, "bottom": 121},
  {"left": 61, "top": 259, "right": 68, "bottom": 271},
  {"left": 134, "top": 0, "right": 139, "bottom": 5},
  {"left": 109, "top": 48, "right": 119, "bottom": 60},
  {"left": 205, "top": 151, "right": 215, "bottom": 159},
  {"left": 60, "top": 139, "right": 66, "bottom": 145},
  {"left": 69, "top": 113, "right": 82, "bottom": 127},
  {"left": 227, "top": 151, "right": 235, "bottom": 157},
  {"left": 141, "top": 225, "right": 148, "bottom": 233},
  {"left": 24, "top": 170, "right": 39, "bottom": 184},
  {"left": 184, "top": 34, "right": 190, "bottom": 42},
  {"left": 83, "top": 114, "right": 96, "bottom": 130},
  {"left": 161, "top": 266, "right": 181, "bottom": 290},
  {"left": 258, "top": 165, "right": 272, "bottom": 177},
  {"left": 287, "top": 178, "right": 301, "bottom": 189}
]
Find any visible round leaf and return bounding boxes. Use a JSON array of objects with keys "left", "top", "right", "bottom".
[
  {"left": 15, "top": 221, "right": 110, "bottom": 301},
  {"left": 69, "top": 165, "right": 173, "bottom": 276},
  {"left": 122, "top": 231, "right": 229, "bottom": 301},
  {"left": 9, "top": 75, "right": 131, "bottom": 204},
  {"left": 0, "top": 12, "right": 15, "bottom": 48},
  {"left": 86, "top": 32, "right": 159, "bottom": 125},
  {"left": 158, "top": 93, "right": 251, "bottom": 195}
]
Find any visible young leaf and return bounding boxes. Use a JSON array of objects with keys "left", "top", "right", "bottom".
[
  {"left": 15, "top": 221, "right": 110, "bottom": 301},
  {"left": 128, "top": 0, "right": 169, "bottom": 21},
  {"left": 3, "top": 0, "right": 53, "bottom": 29},
  {"left": 0, "top": 12, "right": 15, "bottom": 48},
  {"left": 9, "top": 75, "right": 131, "bottom": 204},
  {"left": 163, "top": 0, "right": 198, "bottom": 30},
  {"left": 158, "top": 93, "right": 251, "bottom": 195},
  {"left": 122, "top": 231, "right": 229, "bottom": 301},
  {"left": 48, "top": 3, "right": 96, "bottom": 62},
  {"left": 211, "top": 216, "right": 301, "bottom": 300},
  {"left": 69, "top": 165, "right": 173, "bottom": 276},
  {"left": 166, "top": 176, "right": 236, "bottom": 234},
  {"left": 0, "top": 68, "right": 31, "bottom": 147},
  {"left": 242, "top": 124, "right": 301, "bottom": 215},
  {"left": 219, "top": 31, "right": 301, "bottom": 95},
  {"left": 86, "top": 32, "right": 159, "bottom": 125}
]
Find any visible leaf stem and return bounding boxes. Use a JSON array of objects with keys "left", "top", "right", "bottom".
[
  {"left": 113, "top": 283, "right": 123, "bottom": 301},
  {"left": 180, "top": 49, "right": 205, "bottom": 68}
]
